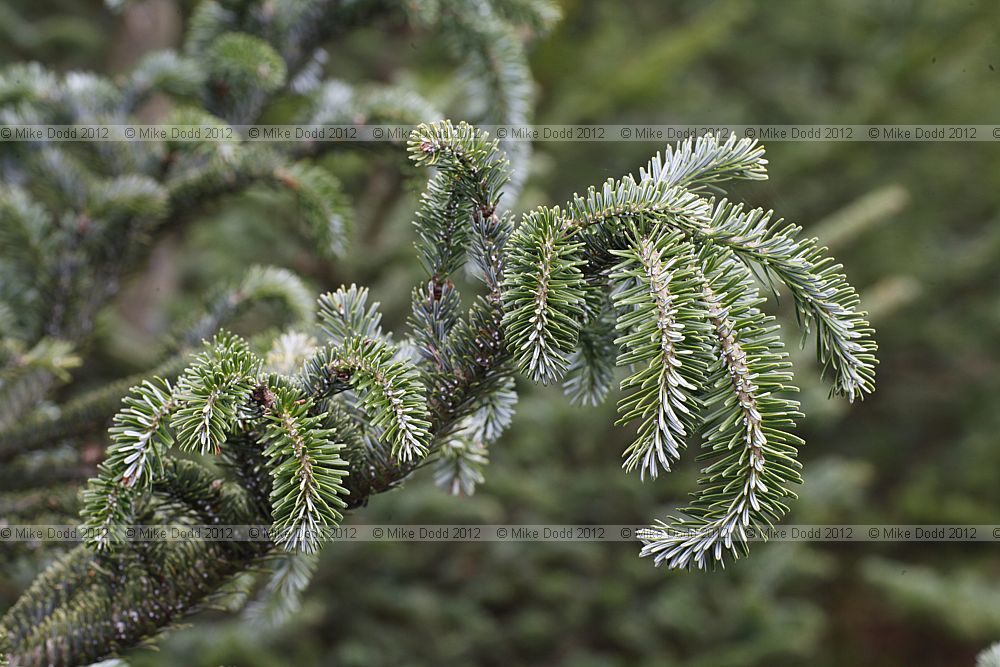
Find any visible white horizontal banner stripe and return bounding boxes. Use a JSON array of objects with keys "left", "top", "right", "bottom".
[
  {"left": 0, "top": 125, "right": 997, "bottom": 142},
  {"left": 1, "top": 525, "right": 998, "bottom": 543}
]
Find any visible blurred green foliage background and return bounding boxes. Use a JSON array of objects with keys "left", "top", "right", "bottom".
[{"left": 4, "top": 1, "right": 1000, "bottom": 665}]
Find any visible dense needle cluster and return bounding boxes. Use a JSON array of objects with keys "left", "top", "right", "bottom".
[
  {"left": 0, "top": 121, "right": 878, "bottom": 664},
  {"left": 0, "top": 0, "right": 877, "bottom": 663},
  {"left": 502, "top": 132, "right": 877, "bottom": 568}
]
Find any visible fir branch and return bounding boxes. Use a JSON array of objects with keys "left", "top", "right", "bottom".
[
  {"left": 419, "top": 204, "right": 514, "bottom": 444},
  {"left": 0, "top": 354, "right": 188, "bottom": 464},
  {"left": 409, "top": 278, "right": 463, "bottom": 371},
  {"left": 407, "top": 1, "right": 534, "bottom": 200},
  {"left": 172, "top": 333, "right": 262, "bottom": 456},
  {"left": 463, "top": 375, "right": 518, "bottom": 444},
  {"left": 502, "top": 207, "right": 588, "bottom": 383},
  {"left": 405, "top": 121, "right": 516, "bottom": 433},
  {"left": 406, "top": 120, "right": 510, "bottom": 280},
  {"left": 11, "top": 459, "right": 268, "bottom": 666},
  {"left": 609, "top": 232, "right": 708, "bottom": 479},
  {"left": 562, "top": 295, "right": 618, "bottom": 406},
  {"left": 407, "top": 121, "right": 510, "bottom": 212},
  {"left": 306, "top": 81, "right": 441, "bottom": 144},
  {"left": 0, "top": 79, "right": 883, "bottom": 663},
  {"left": 560, "top": 175, "right": 712, "bottom": 282},
  {"left": 0, "top": 2, "right": 577, "bottom": 660},
  {"left": 79, "top": 464, "right": 138, "bottom": 552},
  {"left": 205, "top": 32, "right": 287, "bottom": 121},
  {"left": 561, "top": 167, "right": 877, "bottom": 401},
  {"left": 468, "top": 208, "right": 514, "bottom": 296},
  {"left": 0, "top": 547, "right": 99, "bottom": 649},
  {"left": 0, "top": 260, "right": 312, "bottom": 465},
  {"left": 180, "top": 265, "right": 316, "bottom": 348},
  {"left": 260, "top": 386, "right": 349, "bottom": 553},
  {"left": 0, "top": 187, "right": 53, "bottom": 334},
  {"left": 79, "top": 337, "right": 260, "bottom": 549},
  {"left": 316, "top": 284, "right": 385, "bottom": 348},
  {"left": 689, "top": 200, "right": 878, "bottom": 400},
  {"left": 434, "top": 431, "right": 490, "bottom": 497},
  {"left": 305, "top": 338, "right": 432, "bottom": 463},
  {"left": 243, "top": 550, "right": 320, "bottom": 626},
  {"left": 433, "top": 375, "right": 517, "bottom": 496},
  {"left": 640, "top": 251, "right": 803, "bottom": 569},
  {"left": 274, "top": 162, "right": 352, "bottom": 259},
  {"left": 638, "top": 132, "right": 768, "bottom": 191},
  {"left": 104, "top": 378, "right": 175, "bottom": 489},
  {"left": 566, "top": 174, "right": 711, "bottom": 237},
  {"left": 411, "top": 172, "right": 474, "bottom": 281},
  {"left": 122, "top": 50, "right": 206, "bottom": 110}
]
